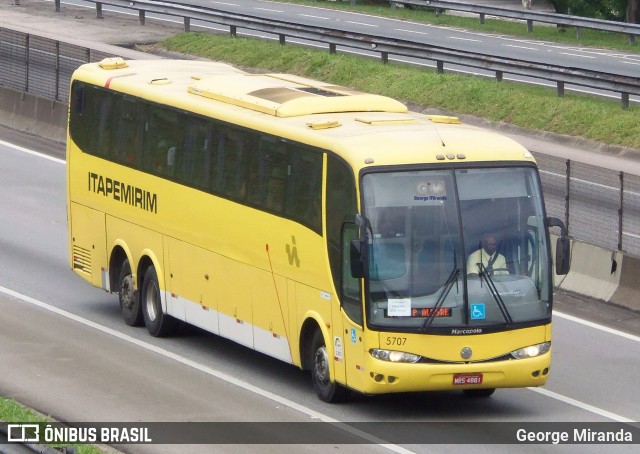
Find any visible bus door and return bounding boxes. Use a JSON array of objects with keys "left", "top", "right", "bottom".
[{"left": 339, "top": 223, "right": 366, "bottom": 391}]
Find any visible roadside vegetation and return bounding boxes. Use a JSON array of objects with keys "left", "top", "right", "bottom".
[
  {"left": 159, "top": 32, "right": 640, "bottom": 149},
  {"left": 0, "top": 397, "right": 106, "bottom": 453}
]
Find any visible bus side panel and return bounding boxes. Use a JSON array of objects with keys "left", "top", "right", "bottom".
[
  {"left": 165, "top": 237, "right": 218, "bottom": 330},
  {"left": 252, "top": 271, "right": 292, "bottom": 363},
  {"left": 105, "top": 215, "right": 164, "bottom": 294},
  {"left": 69, "top": 202, "right": 108, "bottom": 290},
  {"left": 217, "top": 257, "right": 254, "bottom": 349}
]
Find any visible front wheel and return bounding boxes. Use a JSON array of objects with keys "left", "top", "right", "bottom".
[
  {"left": 141, "top": 266, "right": 178, "bottom": 337},
  {"left": 310, "top": 330, "right": 349, "bottom": 403},
  {"left": 118, "top": 259, "right": 142, "bottom": 327}
]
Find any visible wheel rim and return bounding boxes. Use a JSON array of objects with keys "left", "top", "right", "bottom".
[
  {"left": 313, "top": 345, "right": 330, "bottom": 387},
  {"left": 119, "top": 275, "right": 135, "bottom": 310},
  {"left": 145, "top": 279, "right": 159, "bottom": 322}
]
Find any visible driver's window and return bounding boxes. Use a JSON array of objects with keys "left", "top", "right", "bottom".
[{"left": 341, "top": 223, "right": 363, "bottom": 325}]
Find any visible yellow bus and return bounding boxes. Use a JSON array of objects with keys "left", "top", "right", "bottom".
[{"left": 67, "top": 57, "right": 570, "bottom": 402}]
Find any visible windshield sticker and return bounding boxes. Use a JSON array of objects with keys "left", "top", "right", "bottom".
[
  {"left": 387, "top": 298, "right": 412, "bottom": 317},
  {"left": 470, "top": 303, "right": 486, "bottom": 320},
  {"left": 414, "top": 180, "right": 447, "bottom": 202}
]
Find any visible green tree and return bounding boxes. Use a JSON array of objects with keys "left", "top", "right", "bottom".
[
  {"left": 549, "top": 0, "right": 628, "bottom": 21},
  {"left": 628, "top": 0, "right": 640, "bottom": 22}
]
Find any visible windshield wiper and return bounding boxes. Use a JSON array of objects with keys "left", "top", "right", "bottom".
[
  {"left": 421, "top": 267, "right": 461, "bottom": 331},
  {"left": 477, "top": 263, "right": 514, "bottom": 325}
]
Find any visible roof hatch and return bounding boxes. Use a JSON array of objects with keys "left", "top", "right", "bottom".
[{"left": 188, "top": 73, "right": 407, "bottom": 117}]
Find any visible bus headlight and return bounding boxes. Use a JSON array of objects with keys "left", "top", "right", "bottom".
[
  {"left": 510, "top": 342, "right": 551, "bottom": 360},
  {"left": 370, "top": 349, "right": 421, "bottom": 363}
]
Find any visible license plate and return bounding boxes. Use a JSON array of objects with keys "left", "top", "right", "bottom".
[{"left": 453, "top": 373, "right": 483, "bottom": 385}]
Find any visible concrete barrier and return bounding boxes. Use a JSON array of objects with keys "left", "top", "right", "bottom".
[
  {"left": 0, "top": 86, "right": 67, "bottom": 144},
  {"left": 554, "top": 237, "right": 640, "bottom": 312},
  {"left": 610, "top": 254, "right": 640, "bottom": 312}
]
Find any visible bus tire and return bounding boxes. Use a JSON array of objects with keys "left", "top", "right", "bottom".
[
  {"left": 463, "top": 388, "right": 496, "bottom": 398},
  {"left": 310, "top": 329, "right": 349, "bottom": 403},
  {"left": 141, "top": 265, "right": 178, "bottom": 337},
  {"left": 118, "top": 259, "right": 143, "bottom": 327}
]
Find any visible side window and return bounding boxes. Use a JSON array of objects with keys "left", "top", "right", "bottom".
[
  {"left": 326, "top": 155, "right": 361, "bottom": 324},
  {"left": 286, "top": 145, "right": 322, "bottom": 233},
  {"left": 177, "top": 118, "right": 214, "bottom": 190},
  {"left": 247, "top": 139, "right": 287, "bottom": 212},
  {"left": 69, "top": 82, "right": 112, "bottom": 159},
  {"left": 141, "top": 105, "right": 179, "bottom": 177},
  {"left": 114, "top": 96, "right": 140, "bottom": 166},
  {"left": 217, "top": 129, "right": 250, "bottom": 201}
]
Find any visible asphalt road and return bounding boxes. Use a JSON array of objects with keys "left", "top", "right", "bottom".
[{"left": 1, "top": 132, "right": 640, "bottom": 453}]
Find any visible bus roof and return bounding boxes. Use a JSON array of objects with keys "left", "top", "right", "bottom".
[{"left": 74, "top": 58, "right": 535, "bottom": 172}]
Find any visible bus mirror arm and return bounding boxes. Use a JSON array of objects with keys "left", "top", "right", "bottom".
[{"left": 547, "top": 217, "right": 571, "bottom": 275}]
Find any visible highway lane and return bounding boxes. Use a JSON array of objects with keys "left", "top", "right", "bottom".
[{"left": 1, "top": 136, "right": 640, "bottom": 452}]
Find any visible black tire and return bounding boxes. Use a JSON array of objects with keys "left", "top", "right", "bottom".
[
  {"left": 118, "top": 258, "right": 143, "bottom": 327},
  {"left": 141, "top": 266, "right": 178, "bottom": 337},
  {"left": 463, "top": 388, "right": 496, "bottom": 398},
  {"left": 310, "top": 330, "right": 350, "bottom": 403}
]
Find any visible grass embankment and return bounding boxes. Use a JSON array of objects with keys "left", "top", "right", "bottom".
[
  {"left": 160, "top": 33, "right": 640, "bottom": 149},
  {"left": 0, "top": 397, "right": 105, "bottom": 453}
]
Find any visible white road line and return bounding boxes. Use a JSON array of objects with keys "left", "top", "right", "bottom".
[
  {"left": 345, "top": 21, "right": 378, "bottom": 28},
  {"left": 254, "top": 7, "right": 283, "bottom": 13},
  {"left": 528, "top": 387, "right": 635, "bottom": 423},
  {"left": 298, "top": 14, "right": 330, "bottom": 20},
  {"left": 559, "top": 52, "right": 596, "bottom": 59},
  {"left": 554, "top": 310, "right": 640, "bottom": 343},
  {"left": 395, "top": 29, "right": 429, "bottom": 36},
  {"left": 0, "top": 139, "right": 65, "bottom": 165},
  {"left": 623, "top": 61, "right": 640, "bottom": 66},
  {"left": 448, "top": 36, "right": 482, "bottom": 42},
  {"left": 503, "top": 44, "right": 538, "bottom": 51},
  {"left": 0, "top": 284, "right": 414, "bottom": 453}
]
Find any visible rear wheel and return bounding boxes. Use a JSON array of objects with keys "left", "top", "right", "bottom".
[
  {"left": 141, "top": 266, "right": 178, "bottom": 337},
  {"left": 118, "top": 259, "right": 142, "bottom": 326},
  {"left": 311, "top": 330, "right": 349, "bottom": 403}
]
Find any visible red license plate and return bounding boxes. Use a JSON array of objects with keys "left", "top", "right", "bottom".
[{"left": 453, "top": 373, "right": 483, "bottom": 385}]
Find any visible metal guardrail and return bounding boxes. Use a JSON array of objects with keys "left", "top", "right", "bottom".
[
  {"left": 44, "top": 0, "right": 640, "bottom": 108},
  {"left": 394, "top": 1, "right": 640, "bottom": 43}
]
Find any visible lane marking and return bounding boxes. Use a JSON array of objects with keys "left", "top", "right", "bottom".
[
  {"left": 298, "top": 14, "right": 331, "bottom": 20},
  {"left": 254, "top": 7, "right": 283, "bottom": 13},
  {"left": 554, "top": 310, "right": 640, "bottom": 343},
  {"left": 503, "top": 44, "right": 538, "bottom": 51},
  {"left": 0, "top": 284, "right": 412, "bottom": 453},
  {"left": 0, "top": 139, "right": 65, "bottom": 165},
  {"left": 559, "top": 52, "right": 596, "bottom": 59},
  {"left": 528, "top": 387, "right": 635, "bottom": 423},
  {"left": 448, "top": 36, "right": 482, "bottom": 42},
  {"left": 395, "top": 28, "right": 429, "bottom": 36},
  {"left": 345, "top": 21, "right": 378, "bottom": 28}
]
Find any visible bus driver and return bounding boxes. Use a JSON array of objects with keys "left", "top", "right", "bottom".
[{"left": 467, "top": 233, "right": 509, "bottom": 276}]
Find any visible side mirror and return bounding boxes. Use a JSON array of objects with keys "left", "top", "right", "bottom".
[
  {"left": 547, "top": 217, "right": 571, "bottom": 275},
  {"left": 555, "top": 236, "right": 571, "bottom": 275}
]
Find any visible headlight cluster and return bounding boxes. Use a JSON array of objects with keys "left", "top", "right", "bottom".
[
  {"left": 510, "top": 342, "right": 551, "bottom": 360},
  {"left": 370, "top": 348, "right": 421, "bottom": 363}
]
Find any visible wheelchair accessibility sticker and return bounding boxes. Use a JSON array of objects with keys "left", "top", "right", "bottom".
[{"left": 470, "top": 303, "right": 486, "bottom": 320}]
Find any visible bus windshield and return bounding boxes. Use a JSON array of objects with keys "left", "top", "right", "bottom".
[{"left": 361, "top": 166, "right": 551, "bottom": 332}]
